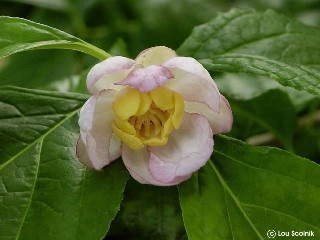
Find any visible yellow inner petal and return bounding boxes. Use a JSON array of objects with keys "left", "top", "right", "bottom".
[
  {"left": 112, "top": 88, "right": 140, "bottom": 120},
  {"left": 150, "top": 86, "right": 174, "bottom": 110},
  {"left": 112, "top": 124, "right": 144, "bottom": 150},
  {"left": 172, "top": 93, "right": 184, "bottom": 128},
  {"left": 112, "top": 87, "right": 184, "bottom": 149},
  {"left": 136, "top": 92, "right": 152, "bottom": 116}
]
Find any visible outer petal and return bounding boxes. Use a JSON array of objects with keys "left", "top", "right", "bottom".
[
  {"left": 121, "top": 146, "right": 179, "bottom": 186},
  {"left": 162, "top": 57, "right": 217, "bottom": 84},
  {"left": 116, "top": 65, "right": 173, "bottom": 92},
  {"left": 162, "top": 57, "right": 220, "bottom": 112},
  {"left": 147, "top": 113, "right": 214, "bottom": 184},
  {"left": 78, "top": 96, "right": 96, "bottom": 144},
  {"left": 135, "top": 46, "right": 177, "bottom": 66},
  {"left": 77, "top": 90, "right": 121, "bottom": 169},
  {"left": 87, "top": 56, "right": 135, "bottom": 94},
  {"left": 76, "top": 137, "right": 94, "bottom": 169},
  {"left": 185, "top": 94, "right": 233, "bottom": 134}
]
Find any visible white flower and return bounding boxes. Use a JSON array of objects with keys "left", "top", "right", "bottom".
[{"left": 77, "top": 46, "right": 233, "bottom": 186}]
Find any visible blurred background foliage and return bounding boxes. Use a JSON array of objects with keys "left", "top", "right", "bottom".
[{"left": 0, "top": 0, "right": 320, "bottom": 239}]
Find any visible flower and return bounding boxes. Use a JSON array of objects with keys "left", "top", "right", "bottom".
[{"left": 77, "top": 46, "right": 232, "bottom": 186}]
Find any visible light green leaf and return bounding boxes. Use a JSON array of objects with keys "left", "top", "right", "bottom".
[
  {"left": 0, "top": 16, "right": 110, "bottom": 60},
  {"left": 179, "top": 136, "right": 320, "bottom": 240},
  {"left": 0, "top": 86, "right": 128, "bottom": 240},
  {"left": 178, "top": 9, "right": 320, "bottom": 95},
  {"left": 215, "top": 73, "right": 280, "bottom": 101},
  {"left": 215, "top": 73, "right": 319, "bottom": 112}
]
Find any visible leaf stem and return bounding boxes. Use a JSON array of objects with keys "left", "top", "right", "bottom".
[{"left": 33, "top": 42, "right": 111, "bottom": 61}]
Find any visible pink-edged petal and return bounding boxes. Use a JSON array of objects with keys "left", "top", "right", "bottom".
[
  {"left": 78, "top": 96, "right": 97, "bottom": 144},
  {"left": 148, "top": 113, "right": 214, "bottom": 184},
  {"left": 122, "top": 145, "right": 181, "bottom": 186},
  {"left": 162, "top": 57, "right": 217, "bottom": 85},
  {"left": 116, "top": 65, "right": 173, "bottom": 92},
  {"left": 76, "top": 137, "right": 94, "bottom": 169},
  {"left": 185, "top": 94, "right": 233, "bottom": 135},
  {"left": 78, "top": 90, "right": 121, "bottom": 169},
  {"left": 135, "top": 46, "right": 177, "bottom": 66},
  {"left": 77, "top": 136, "right": 121, "bottom": 169},
  {"left": 87, "top": 56, "right": 134, "bottom": 94},
  {"left": 162, "top": 57, "right": 220, "bottom": 112}
]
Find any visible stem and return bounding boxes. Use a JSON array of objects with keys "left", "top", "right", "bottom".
[
  {"left": 247, "top": 110, "right": 320, "bottom": 147},
  {"left": 35, "top": 42, "right": 111, "bottom": 61}
]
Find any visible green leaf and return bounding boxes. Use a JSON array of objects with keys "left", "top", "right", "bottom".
[
  {"left": 0, "top": 16, "right": 110, "bottom": 60},
  {"left": 215, "top": 73, "right": 319, "bottom": 112},
  {"left": 178, "top": 9, "right": 320, "bottom": 95},
  {"left": 229, "top": 89, "right": 297, "bottom": 150},
  {"left": 0, "top": 86, "right": 128, "bottom": 240},
  {"left": 215, "top": 73, "right": 280, "bottom": 101},
  {"left": 179, "top": 136, "right": 320, "bottom": 240}
]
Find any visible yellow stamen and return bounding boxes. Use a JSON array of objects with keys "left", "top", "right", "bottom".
[{"left": 112, "top": 87, "right": 184, "bottom": 149}]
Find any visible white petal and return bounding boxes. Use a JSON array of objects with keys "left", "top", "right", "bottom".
[
  {"left": 78, "top": 96, "right": 97, "bottom": 144},
  {"left": 121, "top": 146, "right": 182, "bottom": 186},
  {"left": 76, "top": 137, "right": 94, "bottom": 169},
  {"left": 185, "top": 94, "right": 233, "bottom": 135},
  {"left": 87, "top": 56, "right": 134, "bottom": 94},
  {"left": 148, "top": 113, "right": 214, "bottom": 184},
  {"left": 162, "top": 57, "right": 218, "bottom": 86},
  {"left": 78, "top": 90, "right": 121, "bottom": 169},
  {"left": 163, "top": 57, "right": 220, "bottom": 112}
]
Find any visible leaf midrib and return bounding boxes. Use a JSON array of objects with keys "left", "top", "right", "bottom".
[
  {"left": 0, "top": 107, "right": 81, "bottom": 171},
  {"left": 223, "top": 187, "right": 236, "bottom": 240},
  {"left": 241, "top": 203, "right": 319, "bottom": 229},
  {"left": 209, "top": 160, "right": 264, "bottom": 240},
  {"left": 214, "top": 149, "right": 320, "bottom": 189},
  {"left": 210, "top": 54, "right": 320, "bottom": 81},
  {"left": 15, "top": 139, "right": 43, "bottom": 240},
  {"left": 0, "top": 113, "right": 67, "bottom": 120}
]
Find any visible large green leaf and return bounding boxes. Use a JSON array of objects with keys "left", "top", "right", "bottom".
[
  {"left": 215, "top": 73, "right": 319, "bottom": 112},
  {"left": 0, "top": 16, "right": 110, "bottom": 60},
  {"left": 0, "top": 86, "right": 128, "bottom": 240},
  {"left": 179, "top": 136, "right": 320, "bottom": 240},
  {"left": 178, "top": 9, "right": 320, "bottom": 95}
]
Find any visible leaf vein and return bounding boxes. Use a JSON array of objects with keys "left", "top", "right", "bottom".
[
  {"left": 241, "top": 203, "right": 319, "bottom": 230},
  {"left": 209, "top": 161, "right": 264, "bottom": 239},
  {"left": 0, "top": 107, "right": 81, "bottom": 171},
  {"left": 213, "top": 150, "right": 320, "bottom": 188},
  {"left": 223, "top": 187, "right": 235, "bottom": 240},
  {"left": 192, "top": 10, "right": 253, "bottom": 56},
  {"left": 15, "top": 140, "right": 42, "bottom": 240}
]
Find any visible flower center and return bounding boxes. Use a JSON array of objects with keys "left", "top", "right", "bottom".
[{"left": 111, "top": 87, "right": 184, "bottom": 150}]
